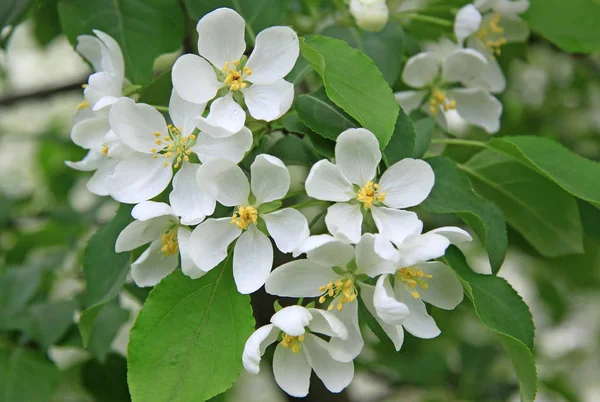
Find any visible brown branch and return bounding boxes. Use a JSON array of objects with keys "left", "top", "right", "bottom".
[{"left": 0, "top": 77, "right": 88, "bottom": 107}]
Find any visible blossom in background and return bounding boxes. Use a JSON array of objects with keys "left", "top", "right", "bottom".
[
  {"left": 395, "top": 39, "right": 503, "bottom": 133},
  {"left": 190, "top": 155, "right": 309, "bottom": 294},
  {"left": 350, "top": 0, "right": 389, "bottom": 32},
  {"left": 115, "top": 201, "right": 205, "bottom": 287},
  {"left": 105, "top": 91, "right": 252, "bottom": 207},
  {"left": 305, "top": 128, "right": 433, "bottom": 244},
  {"left": 172, "top": 8, "right": 299, "bottom": 137},
  {"left": 242, "top": 305, "right": 353, "bottom": 397}
]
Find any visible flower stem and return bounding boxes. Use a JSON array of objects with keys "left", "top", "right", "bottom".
[
  {"left": 151, "top": 105, "right": 169, "bottom": 113},
  {"left": 291, "top": 200, "right": 330, "bottom": 210},
  {"left": 430, "top": 138, "right": 488, "bottom": 148},
  {"left": 394, "top": 13, "right": 453, "bottom": 27},
  {"left": 283, "top": 190, "right": 307, "bottom": 200}
]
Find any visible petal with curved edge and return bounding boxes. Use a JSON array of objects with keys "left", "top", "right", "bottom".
[
  {"left": 109, "top": 97, "right": 167, "bottom": 154},
  {"left": 251, "top": 154, "right": 290, "bottom": 205},
  {"left": 195, "top": 94, "right": 246, "bottom": 138},
  {"left": 243, "top": 324, "right": 279, "bottom": 374},
  {"left": 371, "top": 207, "right": 422, "bottom": 246},
  {"left": 91, "top": 30, "right": 124, "bottom": 76},
  {"left": 374, "top": 275, "right": 410, "bottom": 324},
  {"left": 417, "top": 262, "right": 464, "bottom": 310},
  {"left": 448, "top": 87, "right": 502, "bottom": 133},
  {"left": 306, "top": 308, "right": 348, "bottom": 340},
  {"left": 245, "top": 27, "right": 299, "bottom": 85},
  {"left": 359, "top": 284, "right": 404, "bottom": 350},
  {"left": 266, "top": 259, "right": 339, "bottom": 297},
  {"left": 76, "top": 35, "right": 103, "bottom": 72},
  {"left": 84, "top": 72, "right": 122, "bottom": 109},
  {"left": 497, "top": 14, "right": 530, "bottom": 42},
  {"left": 397, "top": 233, "right": 450, "bottom": 268},
  {"left": 465, "top": 48, "right": 507, "bottom": 94},
  {"left": 355, "top": 233, "right": 396, "bottom": 277},
  {"left": 71, "top": 116, "right": 110, "bottom": 150},
  {"left": 115, "top": 216, "right": 173, "bottom": 252},
  {"left": 441, "top": 48, "right": 488, "bottom": 86},
  {"left": 178, "top": 226, "right": 206, "bottom": 280},
  {"left": 325, "top": 203, "right": 363, "bottom": 244},
  {"left": 378, "top": 158, "right": 435, "bottom": 209},
  {"left": 170, "top": 164, "right": 215, "bottom": 225},
  {"left": 402, "top": 52, "right": 439, "bottom": 88},
  {"left": 303, "top": 334, "right": 354, "bottom": 393},
  {"left": 271, "top": 305, "right": 312, "bottom": 336},
  {"left": 131, "top": 240, "right": 178, "bottom": 287},
  {"left": 305, "top": 160, "right": 354, "bottom": 202},
  {"left": 189, "top": 217, "right": 241, "bottom": 272},
  {"left": 132, "top": 201, "right": 175, "bottom": 221},
  {"left": 192, "top": 127, "right": 252, "bottom": 164},
  {"left": 273, "top": 342, "right": 311, "bottom": 398},
  {"left": 242, "top": 80, "right": 294, "bottom": 122},
  {"left": 394, "top": 90, "right": 428, "bottom": 114},
  {"left": 196, "top": 158, "right": 249, "bottom": 207},
  {"left": 328, "top": 300, "right": 364, "bottom": 362},
  {"left": 233, "top": 225, "right": 273, "bottom": 294},
  {"left": 335, "top": 128, "right": 381, "bottom": 187},
  {"left": 306, "top": 239, "right": 355, "bottom": 270},
  {"left": 66, "top": 150, "right": 104, "bottom": 171},
  {"left": 106, "top": 155, "right": 173, "bottom": 204},
  {"left": 86, "top": 159, "right": 118, "bottom": 196},
  {"left": 373, "top": 234, "right": 400, "bottom": 262},
  {"left": 196, "top": 7, "right": 246, "bottom": 69},
  {"left": 394, "top": 285, "right": 441, "bottom": 339},
  {"left": 168, "top": 90, "right": 206, "bottom": 135},
  {"left": 454, "top": 4, "right": 482, "bottom": 43},
  {"left": 172, "top": 54, "right": 222, "bottom": 104},
  {"left": 263, "top": 208, "right": 309, "bottom": 254},
  {"left": 428, "top": 226, "right": 473, "bottom": 244},
  {"left": 294, "top": 234, "right": 338, "bottom": 257}
]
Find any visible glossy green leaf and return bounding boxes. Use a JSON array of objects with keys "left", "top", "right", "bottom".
[
  {"left": 128, "top": 257, "right": 255, "bottom": 402},
  {"left": 138, "top": 71, "right": 172, "bottom": 108},
  {"left": 383, "top": 108, "right": 415, "bottom": 165},
  {"left": 0, "top": 348, "right": 60, "bottom": 402},
  {"left": 463, "top": 150, "right": 583, "bottom": 258},
  {"left": 32, "top": 0, "right": 62, "bottom": 47},
  {"left": 58, "top": 0, "right": 184, "bottom": 85},
  {"left": 268, "top": 135, "right": 320, "bottom": 166},
  {"left": 283, "top": 113, "right": 336, "bottom": 159},
  {"left": 412, "top": 117, "right": 435, "bottom": 159},
  {"left": 300, "top": 35, "right": 399, "bottom": 148},
  {"left": 82, "top": 354, "right": 130, "bottom": 402},
  {"left": 422, "top": 157, "right": 507, "bottom": 273}
]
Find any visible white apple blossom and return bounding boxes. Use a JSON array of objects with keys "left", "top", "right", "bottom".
[
  {"left": 115, "top": 201, "right": 204, "bottom": 287},
  {"left": 350, "top": 0, "right": 389, "bottom": 32},
  {"left": 171, "top": 8, "right": 299, "bottom": 137},
  {"left": 190, "top": 155, "right": 310, "bottom": 294},
  {"left": 106, "top": 91, "right": 252, "bottom": 211},
  {"left": 305, "top": 128, "right": 432, "bottom": 244},
  {"left": 395, "top": 39, "right": 503, "bottom": 133},
  {"left": 242, "top": 305, "right": 353, "bottom": 398}
]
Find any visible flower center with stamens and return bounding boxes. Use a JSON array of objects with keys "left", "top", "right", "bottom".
[
  {"left": 357, "top": 181, "right": 386, "bottom": 209},
  {"left": 395, "top": 267, "right": 432, "bottom": 299},
  {"left": 150, "top": 124, "right": 195, "bottom": 168},
  {"left": 281, "top": 334, "right": 304, "bottom": 353},
  {"left": 318, "top": 278, "right": 358, "bottom": 311},
  {"left": 222, "top": 60, "right": 252, "bottom": 91},
  {"left": 230, "top": 206, "right": 258, "bottom": 229},
  {"left": 160, "top": 228, "right": 178, "bottom": 256},
  {"left": 476, "top": 13, "right": 507, "bottom": 57},
  {"left": 101, "top": 145, "right": 109, "bottom": 155},
  {"left": 428, "top": 88, "right": 456, "bottom": 116}
]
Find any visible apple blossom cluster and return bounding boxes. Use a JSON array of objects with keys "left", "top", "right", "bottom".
[{"left": 65, "top": 6, "right": 502, "bottom": 398}]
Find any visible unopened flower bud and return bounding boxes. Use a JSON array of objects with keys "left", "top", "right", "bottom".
[{"left": 350, "top": 0, "right": 389, "bottom": 32}]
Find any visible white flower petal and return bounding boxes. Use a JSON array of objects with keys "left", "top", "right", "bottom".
[
  {"left": 263, "top": 208, "right": 309, "bottom": 254},
  {"left": 196, "top": 158, "right": 250, "bottom": 207},
  {"left": 245, "top": 27, "right": 299, "bottom": 85},
  {"left": 306, "top": 239, "right": 355, "bottom": 269},
  {"left": 195, "top": 94, "right": 246, "bottom": 138},
  {"left": 371, "top": 207, "right": 422, "bottom": 246},
  {"left": 477, "top": 56, "right": 507, "bottom": 94},
  {"left": 86, "top": 160, "right": 118, "bottom": 196},
  {"left": 394, "top": 90, "right": 428, "bottom": 113},
  {"left": 397, "top": 233, "right": 451, "bottom": 267},
  {"left": 402, "top": 52, "right": 439, "bottom": 88},
  {"left": 303, "top": 334, "right": 354, "bottom": 393},
  {"left": 196, "top": 7, "right": 246, "bottom": 69},
  {"left": 170, "top": 164, "right": 215, "bottom": 225},
  {"left": 350, "top": 0, "right": 389, "bottom": 32},
  {"left": 325, "top": 203, "right": 363, "bottom": 244},
  {"left": 355, "top": 233, "right": 396, "bottom": 277},
  {"left": 168, "top": 90, "right": 206, "bottom": 135},
  {"left": 335, "top": 128, "right": 381, "bottom": 187},
  {"left": 374, "top": 275, "right": 410, "bottom": 324},
  {"left": 373, "top": 234, "right": 400, "bottom": 262},
  {"left": 448, "top": 87, "right": 503, "bottom": 133},
  {"left": 192, "top": 127, "right": 252, "bottom": 163},
  {"left": 417, "top": 262, "right": 464, "bottom": 310},
  {"left": 106, "top": 155, "right": 173, "bottom": 204},
  {"left": 189, "top": 217, "right": 241, "bottom": 272},
  {"left": 441, "top": 48, "right": 489, "bottom": 86},
  {"left": 359, "top": 284, "right": 404, "bottom": 350},
  {"left": 273, "top": 342, "right": 311, "bottom": 398},
  {"left": 84, "top": 72, "right": 122, "bottom": 108},
  {"left": 233, "top": 225, "right": 273, "bottom": 294},
  {"left": 66, "top": 150, "right": 104, "bottom": 171},
  {"left": 109, "top": 97, "right": 167, "bottom": 154},
  {"left": 428, "top": 226, "right": 473, "bottom": 244},
  {"left": 178, "top": 226, "right": 206, "bottom": 280},
  {"left": 172, "top": 54, "right": 223, "bottom": 104},
  {"left": 271, "top": 305, "right": 312, "bottom": 336},
  {"left": 293, "top": 234, "right": 338, "bottom": 256},
  {"left": 327, "top": 300, "right": 364, "bottom": 362},
  {"left": 71, "top": 116, "right": 110, "bottom": 150},
  {"left": 498, "top": 15, "right": 530, "bottom": 42},
  {"left": 394, "top": 286, "right": 441, "bottom": 339},
  {"left": 266, "top": 260, "right": 339, "bottom": 297},
  {"left": 132, "top": 201, "right": 175, "bottom": 221},
  {"left": 251, "top": 154, "right": 290, "bottom": 205},
  {"left": 379, "top": 158, "right": 435, "bottom": 209},
  {"left": 305, "top": 160, "right": 354, "bottom": 202},
  {"left": 115, "top": 216, "right": 172, "bottom": 252},
  {"left": 243, "top": 324, "right": 279, "bottom": 374},
  {"left": 454, "top": 5, "right": 483, "bottom": 43},
  {"left": 242, "top": 80, "right": 294, "bottom": 122},
  {"left": 92, "top": 30, "right": 125, "bottom": 77},
  {"left": 131, "top": 240, "right": 178, "bottom": 287},
  {"left": 306, "top": 308, "right": 348, "bottom": 340},
  {"left": 76, "top": 35, "right": 103, "bottom": 72}
]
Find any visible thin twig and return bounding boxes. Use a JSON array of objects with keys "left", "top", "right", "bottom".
[{"left": 0, "top": 77, "right": 88, "bottom": 106}]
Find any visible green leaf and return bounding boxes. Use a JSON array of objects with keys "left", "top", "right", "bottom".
[
  {"left": 12, "top": 301, "right": 77, "bottom": 350},
  {"left": 283, "top": 113, "right": 335, "bottom": 159},
  {"left": 412, "top": 117, "right": 435, "bottom": 159},
  {"left": 442, "top": 247, "right": 537, "bottom": 402},
  {"left": 138, "top": 70, "right": 172, "bottom": 108},
  {"left": 128, "top": 258, "right": 255, "bottom": 402},
  {"left": 487, "top": 136, "right": 600, "bottom": 208},
  {"left": 295, "top": 88, "right": 358, "bottom": 141},
  {"left": 0, "top": 265, "right": 44, "bottom": 327},
  {"left": 80, "top": 300, "right": 130, "bottom": 362},
  {"left": 286, "top": 55, "right": 313, "bottom": 85},
  {"left": 268, "top": 135, "right": 320, "bottom": 166},
  {"left": 58, "top": 0, "right": 184, "bottom": 85},
  {"left": 524, "top": 0, "right": 600, "bottom": 54},
  {"left": 321, "top": 23, "right": 405, "bottom": 86},
  {"left": 383, "top": 108, "right": 415, "bottom": 166},
  {"left": 32, "top": 0, "right": 62, "bottom": 47},
  {"left": 82, "top": 354, "right": 130, "bottom": 402},
  {"left": 0, "top": 348, "right": 60, "bottom": 402},
  {"left": 463, "top": 150, "right": 584, "bottom": 258},
  {"left": 0, "top": 0, "right": 32, "bottom": 31},
  {"left": 300, "top": 35, "right": 399, "bottom": 148},
  {"left": 422, "top": 157, "right": 507, "bottom": 273}
]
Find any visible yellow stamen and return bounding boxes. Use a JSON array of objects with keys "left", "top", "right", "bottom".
[
  {"left": 281, "top": 334, "right": 304, "bottom": 353},
  {"left": 101, "top": 146, "right": 109, "bottom": 155},
  {"left": 77, "top": 100, "right": 90, "bottom": 110},
  {"left": 428, "top": 88, "right": 456, "bottom": 116},
  {"left": 396, "top": 267, "right": 433, "bottom": 299},
  {"left": 476, "top": 13, "right": 507, "bottom": 57},
  {"left": 357, "top": 181, "right": 386, "bottom": 209},
  {"left": 230, "top": 206, "right": 258, "bottom": 229},
  {"left": 318, "top": 278, "right": 357, "bottom": 311},
  {"left": 160, "top": 229, "right": 179, "bottom": 256}
]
